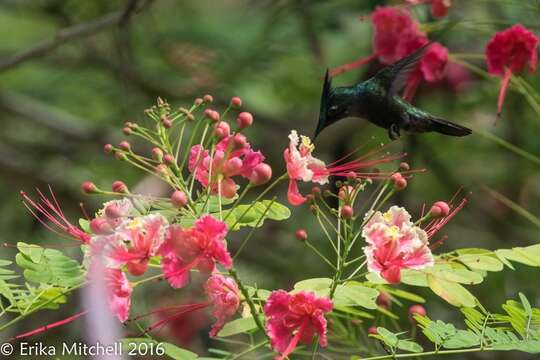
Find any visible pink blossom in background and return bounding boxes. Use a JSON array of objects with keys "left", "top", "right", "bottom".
[
  {"left": 189, "top": 134, "right": 267, "bottom": 198},
  {"left": 160, "top": 215, "right": 232, "bottom": 288},
  {"left": 105, "top": 268, "right": 132, "bottom": 322},
  {"left": 406, "top": 0, "right": 452, "bottom": 18},
  {"left": 264, "top": 290, "right": 333, "bottom": 360},
  {"left": 204, "top": 274, "right": 240, "bottom": 337},
  {"left": 486, "top": 24, "right": 538, "bottom": 115},
  {"left": 362, "top": 206, "right": 434, "bottom": 284}
]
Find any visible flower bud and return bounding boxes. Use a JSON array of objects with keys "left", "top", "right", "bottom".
[
  {"left": 323, "top": 189, "right": 332, "bottom": 197},
  {"left": 409, "top": 304, "right": 427, "bottom": 324},
  {"left": 162, "top": 118, "right": 172, "bottom": 128},
  {"left": 115, "top": 152, "right": 126, "bottom": 161},
  {"left": 306, "top": 194, "right": 315, "bottom": 204},
  {"left": 105, "top": 203, "right": 123, "bottom": 218},
  {"left": 311, "top": 186, "right": 321, "bottom": 196},
  {"left": 81, "top": 181, "right": 98, "bottom": 194},
  {"left": 399, "top": 162, "right": 410, "bottom": 171},
  {"left": 156, "top": 164, "right": 168, "bottom": 176},
  {"left": 203, "top": 94, "right": 214, "bottom": 103},
  {"left": 341, "top": 205, "right": 354, "bottom": 219},
  {"left": 194, "top": 98, "right": 203, "bottom": 105},
  {"left": 430, "top": 201, "right": 450, "bottom": 218},
  {"left": 171, "top": 190, "right": 188, "bottom": 208},
  {"left": 295, "top": 229, "right": 308, "bottom": 242},
  {"left": 236, "top": 112, "right": 253, "bottom": 129},
  {"left": 338, "top": 186, "right": 354, "bottom": 201},
  {"left": 214, "top": 121, "right": 231, "bottom": 139},
  {"left": 204, "top": 109, "right": 220, "bottom": 122},
  {"left": 112, "top": 181, "right": 128, "bottom": 193},
  {"left": 376, "top": 292, "right": 391, "bottom": 309},
  {"left": 391, "top": 173, "right": 407, "bottom": 190},
  {"left": 122, "top": 127, "right": 132, "bottom": 135},
  {"left": 223, "top": 157, "right": 243, "bottom": 176},
  {"left": 230, "top": 96, "right": 242, "bottom": 108},
  {"left": 309, "top": 205, "right": 318, "bottom": 215},
  {"left": 104, "top": 144, "right": 113, "bottom": 154},
  {"left": 249, "top": 163, "right": 272, "bottom": 186},
  {"left": 127, "top": 262, "right": 148, "bottom": 276},
  {"left": 368, "top": 327, "right": 378, "bottom": 335},
  {"left": 119, "top": 140, "right": 131, "bottom": 151},
  {"left": 233, "top": 133, "right": 247, "bottom": 149},
  {"left": 90, "top": 217, "right": 113, "bottom": 235},
  {"left": 163, "top": 154, "right": 175, "bottom": 166},
  {"left": 151, "top": 147, "right": 164, "bottom": 162},
  {"left": 187, "top": 113, "right": 195, "bottom": 121},
  {"left": 346, "top": 171, "right": 357, "bottom": 181}
]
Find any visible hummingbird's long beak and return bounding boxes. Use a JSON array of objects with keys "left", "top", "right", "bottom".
[{"left": 314, "top": 69, "right": 331, "bottom": 139}]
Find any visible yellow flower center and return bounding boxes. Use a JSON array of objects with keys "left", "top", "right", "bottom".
[
  {"left": 300, "top": 135, "right": 315, "bottom": 153},
  {"left": 387, "top": 225, "right": 400, "bottom": 240}
]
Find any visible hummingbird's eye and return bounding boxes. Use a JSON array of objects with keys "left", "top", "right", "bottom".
[{"left": 328, "top": 105, "right": 338, "bottom": 115}]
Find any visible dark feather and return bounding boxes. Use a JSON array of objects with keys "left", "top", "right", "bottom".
[{"left": 315, "top": 69, "right": 332, "bottom": 138}]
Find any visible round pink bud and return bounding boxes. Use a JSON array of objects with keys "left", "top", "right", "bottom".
[
  {"left": 368, "top": 327, "right": 378, "bottom": 335},
  {"left": 341, "top": 205, "right": 354, "bottom": 219},
  {"left": 311, "top": 186, "right": 321, "bottom": 196},
  {"left": 221, "top": 180, "right": 238, "bottom": 198},
  {"left": 223, "top": 157, "right": 243, "bottom": 176},
  {"left": 114, "top": 152, "right": 126, "bottom": 161},
  {"left": 204, "top": 109, "right": 220, "bottom": 122},
  {"left": 376, "top": 292, "right": 391, "bottom": 309},
  {"left": 233, "top": 133, "right": 247, "bottom": 149},
  {"left": 171, "top": 190, "right": 188, "bottom": 208},
  {"left": 127, "top": 262, "right": 148, "bottom": 276},
  {"left": 162, "top": 118, "right": 172, "bottom": 128},
  {"left": 338, "top": 186, "right": 354, "bottom": 201},
  {"left": 155, "top": 164, "right": 168, "bottom": 175},
  {"left": 119, "top": 140, "right": 131, "bottom": 151},
  {"left": 194, "top": 98, "right": 203, "bottom": 105},
  {"left": 151, "top": 147, "right": 164, "bottom": 161},
  {"left": 230, "top": 96, "right": 242, "bottom": 108},
  {"left": 430, "top": 201, "right": 450, "bottom": 218},
  {"left": 203, "top": 94, "right": 214, "bottom": 103},
  {"left": 122, "top": 127, "right": 132, "bottom": 135},
  {"left": 111, "top": 181, "right": 128, "bottom": 193},
  {"left": 163, "top": 154, "right": 175, "bottom": 166},
  {"left": 90, "top": 217, "right": 113, "bottom": 235},
  {"left": 295, "top": 229, "right": 308, "bottom": 242},
  {"left": 346, "top": 171, "right": 357, "bottom": 181},
  {"left": 249, "top": 163, "right": 272, "bottom": 186},
  {"left": 105, "top": 203, "right": 123, "bottom": 219},
  {"left": 104, "top": 144, "right": 113, "bottom": 154},
  {"left": 214, "top": 121, "right": 231, "bottom": 139},
  {"left": 399, "top": 162, "right": 410, "bottom": 171},
  {"left": 409, "top": 304, "right": 427, "bottom": 324},
  {"left": 391, "top": 173, "right": 407, "bottom": 190},
  {"left": 81, "top": 181, "right": 98, "bottom": 194},
  {"left": 236, "top": 112, "right": 253, "bottom": 129}
]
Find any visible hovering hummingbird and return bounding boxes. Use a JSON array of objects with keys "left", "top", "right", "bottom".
[{"left": 314, "top": 44, "right": 472, "bottom": 140}]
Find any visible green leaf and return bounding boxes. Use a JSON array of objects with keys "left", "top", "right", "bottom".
[
  {"left": 334, "top": 282, "right": 378, "bottom": 309},
  {"left": 428, "top": 266, "right": 484, "bottom": 285},
  {"left": 384, "top": 288, "right": 425, "bottom": 303},
  {"left": 443, "top": 330, "right": 481, "bottom": 349},
  {"left": 519, "top": 292, "right": 533, "bottom": 317},
  {"left": 79, "top": 218, "right": 90, "bottom": 233},
  {"left": 400, "top": 269, "right": 429, "bottom": 287},
  {"left": 375, "top": 327, "right": 398, "bottom": 346},
  {"left": 427, "top": 274, "right": 476, "bottom": 307},
  {"left": 456, "top": 254, "right": 504, "bottom": 272},
  {"left": 16, "top": 242, "right": 85, "bottom": 287},
  {"left": 397, "top": 340, "right": 423, "bottom": 353},
  {"left": 217, "top": 317, "right": 258, "bottom": 337},
  {"left": 293, "top": 278, "right": 332, "bottom": 297},
  {"left": 225, "top": 200, "right": 290, "bottom": 230}
]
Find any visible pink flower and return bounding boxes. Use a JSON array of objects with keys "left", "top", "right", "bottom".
[
  {"left": 160, "top": 215, "right": 232, "bottom": 288},
  {"left": 90, "top": 199, "right": 134, "bottom": 235},
  {"left": 264, "top": 290, "right": 333, "bottom": 360},
  {"left": 284, "top": 131, "right": 403, "bottom": 206},
  {"left": 204, "top": 275, "right": 241, "bottom": 337},
  {"left": 189, "top": 135, "right": 267, "bottom": 198},
  {"left": 372, "top": 6, "right": 427, "bottom": 65},
  {"left": 406, "top": 0, "right": 452, "bottom": 19},
  {"left": 106, "top": 214, "right": 168, "bottom": 276},
  {"left": 105, "top": 268, "right": 132, "bottom": 322},
  {"left": 20, "top": 187, "right": 91, "bottom": 244},
  {"left": 486, "top": 24, "right": 538, "bottom": 115},
  {"left": 362, "top": 206, "right": 434, "bottom": 284}
]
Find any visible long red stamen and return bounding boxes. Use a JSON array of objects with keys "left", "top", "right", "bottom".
[
  {"left": 426, "top": 197, "right": 468, "bottom": 239},
  {"left": 277, "top": 320, "right": 308, "bottom": 360},
  {"left": 329, "top": 54, "right": 376, "bottom": 77},
  {"left": 9, "top": 310, "right": 88, "bottom": 341},
  {"left": 497, "top": 67, "right": 512, "bottom": 118},
  {"left": 137, "top": 303, "right": 209, "bottom": 335}
]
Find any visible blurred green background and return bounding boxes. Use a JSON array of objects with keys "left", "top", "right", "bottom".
[{"left": 0, "top": 0, "right": 539, "bottom": 359}]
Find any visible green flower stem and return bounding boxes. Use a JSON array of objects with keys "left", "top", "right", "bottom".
[
  {"left": 0, "top": 282, "right": 86, "bottom": 333},
  {"left": 180, "top": 118, "right": 205, "bottom": 171},
  {"left": 229, "top": 174, "right": 288, "bottom": 231},
  {"left": 224, "top": 183, "right": 253, "bottom": 222},
  {"left": 362, "top": 346, "right": 495, "bottom": 360},
  {"left": 316, "top": 211, "right": 339, "bottom": 254},
  {"left": 305, "top": 240, "right": 337, "bottom": 270},
  {"left": 228, "top": 269, "right": 268, "bottom": 339}
]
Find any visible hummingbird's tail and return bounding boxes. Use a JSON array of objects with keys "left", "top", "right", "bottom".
[{"left": 428, "top": 117, "right": 472, "bottom": 137}]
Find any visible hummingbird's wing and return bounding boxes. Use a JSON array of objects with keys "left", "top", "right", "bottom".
[
  {"left": 314, "top": 69, "right": 332, "bottom": 138},
  {"left": 373, "top": 43, "right": 431, "bottom": 98}
]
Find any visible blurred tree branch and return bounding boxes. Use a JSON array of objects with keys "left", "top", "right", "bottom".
[{"left": 0, "top": 0, "right": 153, "bottom": 72}]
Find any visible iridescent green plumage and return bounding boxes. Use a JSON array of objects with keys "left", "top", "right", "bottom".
[{"left": 315, "top": 44, "right": 472, "bottom": 140}]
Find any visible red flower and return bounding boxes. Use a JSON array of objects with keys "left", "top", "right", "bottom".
[
  {"left": 486, "top": 24, "right": 539, "bottom": 115},
  {"left": 160, "top": 215, "right": 232, "bottom": 288},
  {"left": 264, "top": 290, "right": 333, "bottom": 360},
  {"left": 204, "top": 275, "right": 240, "bottom": 337}
]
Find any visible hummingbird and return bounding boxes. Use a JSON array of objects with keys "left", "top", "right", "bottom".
[{"left": 314, "top": 44, "right": 472, "bottom": 140}]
